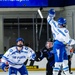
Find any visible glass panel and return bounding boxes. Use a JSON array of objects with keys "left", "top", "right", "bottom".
[{"left": 3, "top": 18, "right": 52, "bottom": 52}]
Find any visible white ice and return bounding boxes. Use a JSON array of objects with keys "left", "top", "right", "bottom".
[{"left": 0, "top": 71, "right": 75, "bottom": 75}]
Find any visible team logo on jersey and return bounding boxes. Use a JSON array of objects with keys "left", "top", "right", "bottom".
[
  {"left": 25, "top": 47, "right": 28, "bottom": 50},
  {"left": 64, "top": 29, "right": 68, "bottom": 33},
  {"left": 9, "top": 49, "right": 13, "bottom": 52}
]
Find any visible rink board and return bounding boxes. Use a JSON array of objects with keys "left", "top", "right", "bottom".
[{"left": 0, "top": 54, "right": 75, "bottom": 72}]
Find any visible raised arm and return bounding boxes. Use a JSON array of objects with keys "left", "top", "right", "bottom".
[{"left": 47, "top": 9, "right": 58, "bottom": 28}]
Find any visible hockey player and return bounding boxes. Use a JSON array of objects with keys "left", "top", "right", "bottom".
[
  {"left": 35, "top": 39, "right": 61, "bottom": 75},
  {"left": 1, "top": 37, "right": 36, "bottom": 75},
  {"left": 47, "top": 9, "right": 75, "bottom": 75},
  {"left": 36, "top": 39, "right": 54, "bottom": 75}
]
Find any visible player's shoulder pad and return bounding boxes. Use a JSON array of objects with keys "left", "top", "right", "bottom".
[
  {"left": 23, "top": 46, "right": 33, "bottom": 52},
  {"left": 8, "top": 46, "right": 16, "bottom": 53},
  {"left": 25, "top": 47, "right": 29, "bottom": 50},
  {"left": 64, "top": 28, "right": 69, "bottom": 33},
  {"left": 24, "top": 46, "right": 30, "bottom": 50}
]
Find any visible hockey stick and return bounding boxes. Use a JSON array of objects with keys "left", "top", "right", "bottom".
[
  {"left": 38, "top": 8, "right": 43, "bottom": 19},
  {"left": 37, "top": 8, "right": 43, "bottom": 40}
]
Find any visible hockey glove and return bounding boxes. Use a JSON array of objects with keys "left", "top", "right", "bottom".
[
  {"left": 1, "top": 62, "right": 7, "bottom": 72},
  {"left": 30, "top": 53, "right": 36, "bottom": 60},
  {"left": 48, "top": 9, "right": 55, "bottom": 17}
]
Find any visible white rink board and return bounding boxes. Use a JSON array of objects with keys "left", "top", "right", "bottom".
[
  {"left": 33, "top": 53, "right": 75, "bottom": 69},
  {"left": 71, "top": 53, "right": 75, "bottom": 68}
]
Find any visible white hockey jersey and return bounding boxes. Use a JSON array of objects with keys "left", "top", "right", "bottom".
[
  {"left": 47, "top": 15, "right": 75, "bottom": 45},
  {"left": 1, "top": 46, "right": 36, "bottom": 68}
]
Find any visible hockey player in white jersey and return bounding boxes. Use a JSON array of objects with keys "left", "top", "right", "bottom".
[
  {"left": 47, "top": 9, "right": 75, "bottom": 75},
  {"left": 1, "top": 37, "right": 36, "bottom": 75}
]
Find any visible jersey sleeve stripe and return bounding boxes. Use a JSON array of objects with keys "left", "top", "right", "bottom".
[{"left": 57, "top": 29, "right": 66, "bottom": 36}]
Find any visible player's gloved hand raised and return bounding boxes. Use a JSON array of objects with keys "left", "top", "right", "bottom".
[
  {"left": 48, "top": 9, "right": 55, "bottom": 18},
  {"left": 1, "top": 62, "right": 7, "bottom": 72}
]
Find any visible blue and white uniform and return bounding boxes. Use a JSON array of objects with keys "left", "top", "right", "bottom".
[
  {"left": 1, "top": 46, "right": 36, "bottom": 75},
  {"left": 47, "top": 16, "right": 75, "bottom": 45},
  {"left": 47, "top": 15, "right": 74, "bottom": 62},
  {"left": 1, "top": 46, "right": 35, "bottom": 68},
  {"left": 47, "top": 9, "right": 75, "bottom": 75}
]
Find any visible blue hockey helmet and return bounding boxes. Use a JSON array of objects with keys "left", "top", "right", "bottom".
[
  {"left": 57, "top": 17, "right": 66, "bottom": 25},
  {"left": 48, "top": 9, "right": 55, "bottom": 15},
  {"left": 16, "top": 37, "right": 24, "bottom": 43}
]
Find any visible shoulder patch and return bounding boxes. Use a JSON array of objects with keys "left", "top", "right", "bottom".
[
  {"left": 64, "top": 29, "right": 68, "bottom": 33},
  {"left": 9, "top": 49, "right": 13, "bottom": 52},
  {"left": 25, "top": 47, "right": 28, "bottom": 50}
]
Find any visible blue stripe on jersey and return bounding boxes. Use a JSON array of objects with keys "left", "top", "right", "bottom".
[
  {"left": 47, "top": 17, "right": 52, "bottom": 23},
  {"left": 10, "top": 50, "right": 28, "bottom": 55},
  {"left": 11, "top": 51, "right": 17, "bottom": 55},
  {"left": 2, "top": 56, "right": 15, "bottom": 64},
  {"left": 2, "top": 56, "right": 23, "bottom": 65},
  {"left": 57, "top": 29, "right": 66, "bottom": 36},
  {"left": 53, "top": 27, "right": 59, "bottom": 35},
  {"left": 52, "top": 21, "right": 57, "bottom": 27},
  {"left": 21, "top": 51, "right": 28, "bottom": 53}
]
